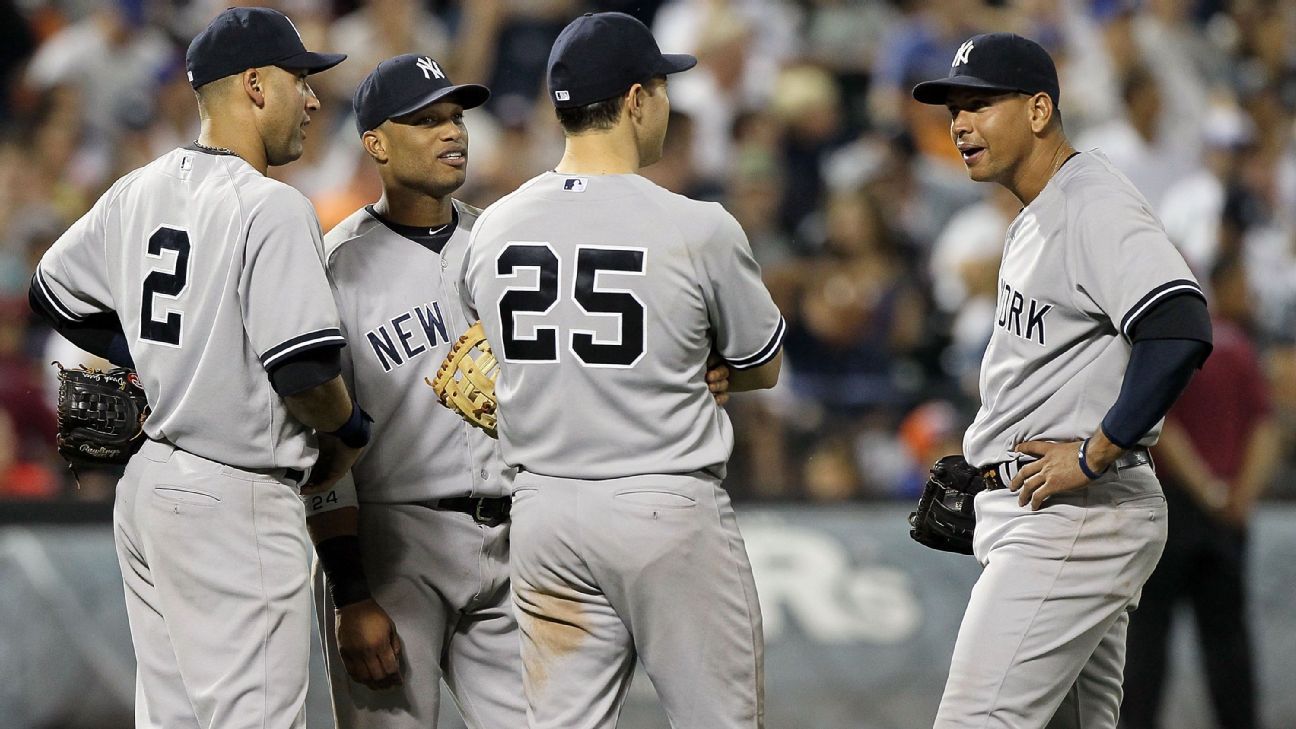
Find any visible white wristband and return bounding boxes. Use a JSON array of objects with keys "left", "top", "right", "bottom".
[{"left": 300, "top": 472, "right": 358, "bottom": 514}]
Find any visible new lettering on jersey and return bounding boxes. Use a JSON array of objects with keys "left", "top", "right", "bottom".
[
  {"left": 964, "top": 152, "right": 1204, "bottom": 466},
  {"left": 34, "top": 147, "right": 344, "bottom": 469},
  {"left": 324, "top": 200, "right": 510, "bottom": 502},
  {"left": 463, "top": 172, "right": 785, "bottom": 480}
]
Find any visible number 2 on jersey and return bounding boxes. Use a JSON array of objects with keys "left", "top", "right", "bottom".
[
  {"left": 140, "top": 226, "right": 191, "bottom": 345},
  {"left": 496, "top": 243, "right": 646, "bottom": 367}
]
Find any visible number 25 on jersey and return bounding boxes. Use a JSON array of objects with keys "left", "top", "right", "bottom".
[{"left": 496, "top": 243, "right": 645, "bottom": 368}]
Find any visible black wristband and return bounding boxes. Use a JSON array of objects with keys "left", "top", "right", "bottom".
[
  {"left": 1078, "top": 438, "right": 1104, "bottom": 480},
  {"left": 326, "top": 400, "right": 371, "bottom": 449},
  {"left": 315, "top": 535, "right": 371, "bottom": 608}
]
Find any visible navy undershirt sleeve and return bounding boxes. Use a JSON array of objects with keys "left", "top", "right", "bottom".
[
  {"left": 267, "top": 344, "right": 343, "bottom": 396},
  {"left": 29, "top": 283, "right": 134, "bottom": 368},
  {"left": 1100, "top": 295, "right": 1213, "bottom": 448},
  {"left": 1128, "top": 291, "right": 1212, "bottom": 341}
]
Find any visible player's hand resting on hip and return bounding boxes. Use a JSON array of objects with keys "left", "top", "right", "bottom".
[
  {"left": 336, "top": 598, "right": 403, "bottom": 689},
  {"left": 1009, "top": 437, "right": 1122, "bottom": 510},
  {"left": 706, "top": 354, "right": 731, "bottom": 406}
]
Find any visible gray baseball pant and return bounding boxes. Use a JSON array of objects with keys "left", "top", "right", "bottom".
[
  {"left": 935, "top": 461, "right": 1168, "bottom": 729},
  {"left": 315, "top": 502, "right": 526, "bottom": 728},
  {"left": 508, "top": 471, "right": 764, "bottom": 729},
  {"left": 114, "top": 438, "right": 313, "bottom": 729}
]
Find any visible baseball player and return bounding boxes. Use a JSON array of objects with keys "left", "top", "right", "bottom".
[
  {"left": 461, "top": 12, "right": 784, "bottom": 729},
  {"left": 27, "top": 8, "right": 364, "bottom": 729},
  {"left": 304, "top": 54, "right": 525, "bottom": 729},
  {"left": 911, "top": 34, "right": 1213, "bottom": 728}
]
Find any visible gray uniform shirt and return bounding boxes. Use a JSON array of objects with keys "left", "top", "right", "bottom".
[
  {"left": 324, "top": 200, "right": 510, "bottom": 502},
  {"left": 34, "top": 146, "right": 344, "bottom": 470},
  {"left": 964, "top": 151, "right": 1204, "bottom": 467},
  {"left": 463, "top": 172, "right": 785, "bottom": 480}
]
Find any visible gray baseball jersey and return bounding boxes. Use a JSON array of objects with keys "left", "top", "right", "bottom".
[
  {"left": 462, "top": 172, "right": 785, "bottom": 480},
  {"left": 323, "top": 200, "right": 510, "bottom": 502},
  {"left": 34, "top": 145, "right": 344, "bottom": 470},
  {"left": 963, "top": 151, "right": 1203, "bottom": 468}
]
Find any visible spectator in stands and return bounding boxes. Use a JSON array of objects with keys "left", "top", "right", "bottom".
[
  {"left": 1076, "top": 64, "right": 1197, "bottom": 208},
  {"left": 21, "top": 0, "right": 173, "bottom": 146}
]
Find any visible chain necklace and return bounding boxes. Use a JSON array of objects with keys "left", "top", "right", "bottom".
[{"left": 191, "top": 140, "right": 236, "bottom": 156}]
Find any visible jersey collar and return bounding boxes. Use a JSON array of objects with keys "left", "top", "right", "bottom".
[{"left": 364, "top": 204, "right": 459, "bottom": 254}]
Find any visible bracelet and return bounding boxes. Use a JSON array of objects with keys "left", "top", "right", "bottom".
[
  {"left": 1078, "top": 437, "right": 1104, "bottom": 480},
  {"left": 326, "top": 400, "right": 371, "bottom": 449},
  {"left": 315, "top": 535, "right": 371, "bottom": 608}
]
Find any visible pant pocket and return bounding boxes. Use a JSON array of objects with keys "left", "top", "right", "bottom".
[
  {"left": 613, "top": 490, "right": 697, "bottom": 509},
  {"left": 153, "top": 485, "right": 221, "bottom": 508},
  {"left": 1114, "top": 493, "right": 1166, "bottom": 508}
]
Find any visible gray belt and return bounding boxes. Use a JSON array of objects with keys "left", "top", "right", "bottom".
[{"left": 982, "top": 447, "right": 1150, "bottom": 491}]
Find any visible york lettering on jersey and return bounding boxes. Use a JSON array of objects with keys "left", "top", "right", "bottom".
[
  {"left": 366, "top": 300, "right": 451, "bottom": 372},
  {"left": 995, "top": 281, "right": 1053, "bottom": 345}
]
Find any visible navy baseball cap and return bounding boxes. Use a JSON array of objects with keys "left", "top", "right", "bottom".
[
  {"left": 912, "top": 33, "right": 1060, "bottom": 107},
  {"left": 186, "top": 7, "right": 346, "bottom": 90},
  {"left": 547, "top": 12, "right": 696, "bottom": 109},
  {"left": 353, "top": 54, "right": 491, "bottom": 134}
]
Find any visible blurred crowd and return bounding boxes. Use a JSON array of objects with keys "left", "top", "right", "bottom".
[{"left": 0, "top": 0, "right": 1293, "bottom": 503}]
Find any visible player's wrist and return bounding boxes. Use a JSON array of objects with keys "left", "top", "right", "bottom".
[
  {"left": 316, "top": 535, "right": 372, "bottom": 608},
  {"left": 1078, "top": 437, "right": 1113, "bottom": 480},
  {"left": 325, "top": 400, "right": 372, "bottom": 449},
  {"left": 1086, "top": 430, "right": 1125, "bottom": 470}
]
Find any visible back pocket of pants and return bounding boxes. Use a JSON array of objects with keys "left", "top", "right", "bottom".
[
  {"left": 153, "top": 486, "right": 221, "bottom": 508},
  {"left": 614, "top": 490, "right": 697, "bottom": 509}
]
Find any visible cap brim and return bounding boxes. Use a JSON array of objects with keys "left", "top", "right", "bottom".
[
  {"left": 390, "top": 84, "right": 493, "bottom": 119},
  {"left": 277, "top": 50, "right": 348, "bottom": 76},
  {"left": 657, "top": 53, "right": 697, "bottom": 75},
  {"left": 912, "top": 75, "right": 1017, "bottom": 104}
]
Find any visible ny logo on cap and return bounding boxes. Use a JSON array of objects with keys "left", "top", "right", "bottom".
[
  {"left": 416, "top": 57, "right": 445, "bottom": 80},
  {"left": 953, "top": 40, "right": 975, "bottom": 67}
]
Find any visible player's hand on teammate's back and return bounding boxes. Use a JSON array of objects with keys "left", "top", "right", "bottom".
[
  {"left": 1010, "top": 440, "right": 1107, "bottom": 510},
  {"left": 706, "top": 354, "right": 731, "bottom": 406},
  {"left": 336, "top": 598, "right": 403, "bottom": 689},
  {"left": 304, "top": 433, "right": 365, "bottom": 494}
]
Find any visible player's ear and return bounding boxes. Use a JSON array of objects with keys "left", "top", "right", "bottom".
[
  {"left": 625, "top": 83, "right": 645, "bottom": 123},
  {"left": 242, "top": 68, "right": 266, "bottom": 108},
  {"left": 1028, "top": 92, "right": 1053, "bottom": 134},
  {"left": 362, "top": 129, "right": 388, "bottom": 163}
]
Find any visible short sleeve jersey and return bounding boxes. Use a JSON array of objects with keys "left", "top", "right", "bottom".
[
  {"left": 462, "top": 172, "right": 785, "bottom": 480},
  {"left": 33, "top": 146, "right": 344, "bottom": 470},
  {"left": 963, "top": 151, "right": 1205, "bottom": 467},
  {"left": 323, "top": 200, "right": 510, "bottom": 502}
]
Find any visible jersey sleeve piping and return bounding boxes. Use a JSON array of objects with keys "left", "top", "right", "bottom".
[
  {"left": 31, "top": 269, "right": 85, "bottom": 322},
  {"left": 1120, "top": 279, "right": 1205, "bottom": 338},
  {"left": 728, "top": 316, "right": 786, "bottom": 370},
  {"left": 261, "top": 328, "right": 346, "bottom": 368}
]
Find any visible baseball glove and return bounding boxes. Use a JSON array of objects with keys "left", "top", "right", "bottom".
[
  {"left": 908, "top": 455, "right": 985, "bottom": 555},
  {"left": 427, "top": 321, "right": 499, "bottom": 438},
  {"left": 53, "top": 362, "right": 150, "bottom": 467}
]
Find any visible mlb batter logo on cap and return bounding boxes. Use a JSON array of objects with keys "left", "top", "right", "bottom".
[{"left": 562, "top": 178, "right": 587, "bottom": 192}]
